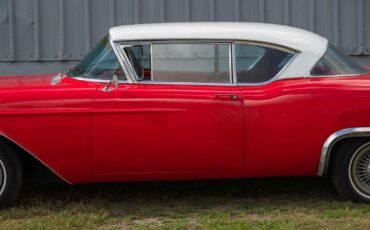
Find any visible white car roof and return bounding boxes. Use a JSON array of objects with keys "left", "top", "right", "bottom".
[{"left": 109, "top": 22, "right": 328, "bottom": 79}]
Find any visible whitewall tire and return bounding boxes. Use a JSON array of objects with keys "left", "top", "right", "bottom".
[{"left": 0, "top": 142, "right": 23, "bottom": 208}]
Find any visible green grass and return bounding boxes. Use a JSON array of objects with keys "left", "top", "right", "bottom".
[{"left": 1, "top": 177, "right": 370, "bottom": 229}]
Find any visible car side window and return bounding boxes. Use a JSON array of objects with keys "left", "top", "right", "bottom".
[
  {"left": 123, "top": 43, "right": 231, "bottom": 84},
  {"left": 310, "top": 44, "right": 368, "bottom": 76},
  {"left": 123, "top": 44, "right": 152, "bottom": 81},
  {"left": 235, "top": 44, "right": 295, "bottom": 84}
]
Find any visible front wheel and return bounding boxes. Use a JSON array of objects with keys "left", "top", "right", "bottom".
[
  {"left": 0, "top": 142, "right": 23, "bottom": 208},
  {"left": 332, "top": 140, "right": 370, "bottom": 202}
]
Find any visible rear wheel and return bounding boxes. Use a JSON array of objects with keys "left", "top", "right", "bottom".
[
  {"left": 331, "top": 139, "right": 370, "bottom": 202},
  {"left": 0, "top": 142, "right": 23, "bottom": 208}
]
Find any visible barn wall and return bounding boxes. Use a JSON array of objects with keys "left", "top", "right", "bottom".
[{"left": 0, "top": 0, "right": 369, "bottom": 75}]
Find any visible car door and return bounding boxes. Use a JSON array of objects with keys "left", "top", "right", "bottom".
[
  {"left": 233, "top": 42, "right": 312, "bottom": 177},
  {"left": 92, "top": 42, "right": 244, "bottom": 179}
]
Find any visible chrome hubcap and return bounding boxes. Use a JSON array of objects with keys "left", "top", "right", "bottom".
[
  {"left": 350, "top": 145, "right": 370, "bottom": 197},
  {"left": 356, "top": 153, "right": 370, "bottom": 185}
]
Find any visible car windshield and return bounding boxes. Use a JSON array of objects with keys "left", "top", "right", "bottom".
[
  {"left": 311, "top": 44, "right": 368, "bottom": 76},
  {"left": 69, "top": 36, "right": 126, "bottom": 81}
]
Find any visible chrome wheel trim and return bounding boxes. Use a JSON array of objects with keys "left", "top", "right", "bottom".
[
  {"left": 0, "top": 159, "right": 6, "bottom": 196},
  {"left": 349, "top": 143, "right": 370, "bottom": 199}
]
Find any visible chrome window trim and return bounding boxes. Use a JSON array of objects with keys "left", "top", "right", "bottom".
[
  {"left": 235, "top": 41, "right": 296, "bottom": 54},
  {"left": 116, "top": 39, "right": 296, "bottom": 52},
  {"left": 134, "top": 81, "right": 236, "bottom": 86},
  {"left": 228, "top": 42, "right": 233, "bottom": 84},
  {"left": 120, "top": 41, "right": 234, "bottom": 85},
  {"left": 109, "top": 35, "right": 134, "bottom": 83},
  {"left": 308, "top": 72, "right": 369, "bottom": 78},
  {"left": 318, "top": 127, "right": 370, "bottom": 176},
  {"left": 117, "top": 39, "right": 299, "bottom": 86},
  {"left": 150, "top": 43, "right": 154, "bottom": 81},
  {"left": 70, "top": 77, "right": 129, "bottom": 84},
  {"left": 119, "top": 42, "right": 152, "bottom": 82},
  {"left": 231, "top": 43, "right": 237, "bottom": 84}
]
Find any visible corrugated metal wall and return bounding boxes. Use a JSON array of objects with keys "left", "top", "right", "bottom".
[{"left": 0, "top": 0, "right": 369, "bottom": 75}]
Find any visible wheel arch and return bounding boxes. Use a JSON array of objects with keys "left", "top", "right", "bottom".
[
  {"left": 0, "top": 133, "right": 72, "bottom": 185},
  {"left": 318, "top": 127, "right": 370, "bottom": 176}
]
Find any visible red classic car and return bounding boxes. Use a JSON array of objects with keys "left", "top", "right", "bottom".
[{"left": 0, "top": 22, "right": 369, "bottom": 207}]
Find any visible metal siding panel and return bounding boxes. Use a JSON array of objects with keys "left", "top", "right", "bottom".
[
  {"left": 332, "top": 0, "right": 340, "bottom": 46},
  {"left": 184, "top": 0, "right": 190, "bottom": 21},
  {"left": 209, "top": 0, "right": 214, "bottom": 21},
  {"left": 13, "top": 0, "right": 34, "bottom": 61},
  {"left": 265, "top": 0, "right": 284, "bottom": 24},
  {"left": 158, "top": 0, "right": 166, "bottom": 22},
  {"left": 289, "top": 0, "right": 309, "bottom": 30},
  {"left": 365, "top": 0, "right": 370, "bottom": 55},
  {"left": 115, "top": 0, "right": 136, "bottom": 25},
  {"left": 89, "top": 0, "right": 111, "bottom": 46},
  {"left": 109, "top": 0, "right": 115, "bottom": 26},
  {"left": 239, "top": 0, "right": 261, "bottom": 22},
  {"left": 213, "top": 0, "right": 235, "bottom": 22},
  {"left": 7, "top": 0, "right": 14, "bottom": 60},
  {"left": 339, "top": 0, "right": 358, "bottom": 54},
  {"left": 164, "top": 0, "right": 187, "bottom": 22},
  {"left": 33, "top": 0, "right": 40, "bottom": 60},
  {"left": 353, "top": 0, "right": 364, "bottom": 55},
  {"left": 64, "top": 0, "right": 85, "bottom": 60},
  {"left": 189, "top": 0, "right": 210, "bottom": 22},
  {"left": 259, "top": 0, "right": 265, "bottom": 22},
  {"left": 308, "top": 0, "right": 315, "bottom": 32},
  {"left": 38, "top": 0, "right": 61, "bottom": 60},
  {"left": 313, "top": 0, "right": 332, "bottom": 42},
  {"left": 0, "top": 0, "right": 10, "bottom": 61},
  {"left": 0, "top": 0, "right": 369, "bottom": 74},
  {"left": 83, "top": 0, "right": 91, "bottom": 53},
  {"left": 233, "top": 0, "right": 240, "bottom": 21},
  {"left": 134, "top": 0, "right": 140, "bottom": 23},
  {"left": 138, "top": 0, "right": 155, "bottom": 23},
  {"left": 57, "top": 0, "right": 64, "bottom": 59}
]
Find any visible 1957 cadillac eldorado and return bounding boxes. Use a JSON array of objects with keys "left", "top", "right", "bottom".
[{"left": 0, "top": 22, "right": 370, "bottom": 207}]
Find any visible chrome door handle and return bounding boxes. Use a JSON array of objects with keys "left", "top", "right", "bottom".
[{"left": 215, "top": 94, "right": 239, "bottom": 100}]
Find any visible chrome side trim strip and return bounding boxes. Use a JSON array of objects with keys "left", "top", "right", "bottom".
[
  {"left": 0, "top": 133, "right": 73, "bottom": 185},
  {"left": 318, "top": 127, "right": 370, "bottom": 176}
]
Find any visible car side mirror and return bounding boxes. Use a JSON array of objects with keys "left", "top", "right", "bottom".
[
  {"left": 103, "top": 74, "right": 119, "bottom": 92},
  {"left": 59, "top": 66, "right": 74, "bottom": 77},
  {"left": 67, "top": 66, "right": 74, "bottom": 73}
]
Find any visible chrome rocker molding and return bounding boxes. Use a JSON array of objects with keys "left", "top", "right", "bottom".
[
  {"left": 318, "top": 127, "right": 370, "bottom": 176},
  {"left": 0, "top": 133, "right": 72, "bottom": 185}
]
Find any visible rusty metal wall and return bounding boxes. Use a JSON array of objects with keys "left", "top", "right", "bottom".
[{"left": 0, "top": 0, "right": 369, "bottom": 75}]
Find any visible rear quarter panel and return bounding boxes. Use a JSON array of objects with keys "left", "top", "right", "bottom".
[{"left": 241, "top": 74, "right": 370, "bottom": 177}]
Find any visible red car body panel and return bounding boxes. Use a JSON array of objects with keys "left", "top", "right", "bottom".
[
  {"left": 243, "top": 74, "right": 370, "bottom": 177},
  {"left": 92, "top": 83, "right": 244, "bottom": 182},
  {"left": 1, "top": 72, "right": 370, "bottom": 184},
  {"left": 0, "top": 75, "right": 98, "bottom": 183}
]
